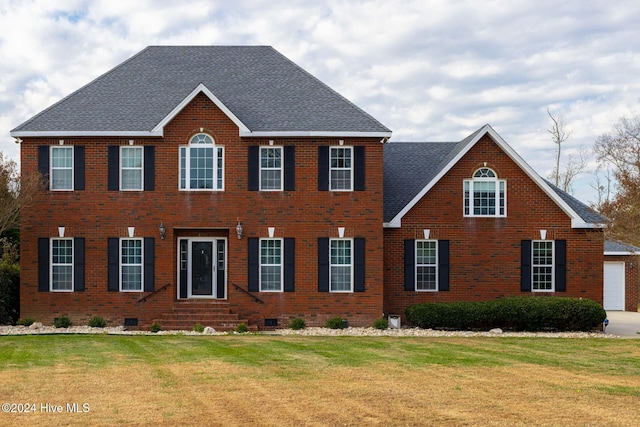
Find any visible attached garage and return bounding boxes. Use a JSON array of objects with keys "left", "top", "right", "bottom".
[
  {"left": 604, "top": 262, "right": 625, "bottom": 310},
  {"left": 604, "top": 241, "right": 640, "bottom": 312}
]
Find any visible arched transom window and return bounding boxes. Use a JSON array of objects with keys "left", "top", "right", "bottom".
[
  {"left": 463, "top": 167, "right": 506, "bottom": 216},
  {"left": 179, "top": 133, "right": 224, "bottom": 190}
]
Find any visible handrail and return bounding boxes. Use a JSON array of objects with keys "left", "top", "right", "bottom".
[
  {"left": 231, "top": 282, "right": 265, "bottom": 304},
  {"left": 136, "top": 283, "right": 171, "bottom": 304}
]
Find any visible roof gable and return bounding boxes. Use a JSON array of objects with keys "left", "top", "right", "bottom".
[
  {"left": 11, "top": 46, "right": 392, "bottom": 138},
  {"left": 384, "top": 124, "right": 607, "bottom": 228}
]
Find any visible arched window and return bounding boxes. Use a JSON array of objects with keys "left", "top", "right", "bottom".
[
  {"left": 463, "top": 167, "right": 506, "bottom": 216},
  {"left": 179, "top": 133, "right": 224, "bottom": 190}
]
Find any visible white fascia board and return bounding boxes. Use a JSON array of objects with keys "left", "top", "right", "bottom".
[
  {"left": 152, "top": 83, "right": 251, "bottom": 134},
  {"left": 383, "top": 221, "right": 401, "bottom": 228},
  {"left": 10, "top": 130, "right": 162, "bottom": 137},
  {"left": 239, "top": 130, "right": 393, "bottom": 138},
  {"left": 605, "top": 251, "right": 640, "bottom": 256}
]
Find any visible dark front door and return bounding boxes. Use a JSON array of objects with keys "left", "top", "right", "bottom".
[
  {"left": 178, "top": 238, "right": 226, "bottom": 299},
  {"left": 191, "top": 241, "right": 213, "bottom": 296}
]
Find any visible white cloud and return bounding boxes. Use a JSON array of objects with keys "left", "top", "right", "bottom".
[{"left": 2, "top": 0, "right": 640, "bottom": 203}]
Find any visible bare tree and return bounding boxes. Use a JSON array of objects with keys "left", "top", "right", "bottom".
[
  {"left": 546, "top": 108, "right": 588, "bottom": 193},
  {"left": 593, "top": 113, "right": 640, "bottom": 245},
  {"left": 0, "top": 152, "right": 43, "bottom": 238}
]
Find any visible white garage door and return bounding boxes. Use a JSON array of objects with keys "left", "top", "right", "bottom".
[{"left": 604, "top": 262, "right": 625, "bottom": 311}]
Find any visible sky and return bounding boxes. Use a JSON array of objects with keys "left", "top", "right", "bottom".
[{"left": 2, "top": 0, "right": 640, "bottom": 204}]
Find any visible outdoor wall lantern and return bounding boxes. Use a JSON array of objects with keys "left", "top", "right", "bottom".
[
  {"left": 159, "top": 222, "right": 166, "bottom": 240},
  {"left": 236, "top": 221, "right": 243, "bottom": 240}
]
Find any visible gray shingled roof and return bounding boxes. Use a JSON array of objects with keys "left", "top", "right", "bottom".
[
  {"left": 546, "top": 181, "right": 608, "bottom": 225},
  {"left": 12, "top": 46, "right": 391, "bottom": 135},
  {"left": 605, "top": 240, "right": 640, "bottom": 254},
  {"left": 384, "top": 130, "right": 608, "bottom": 226}
]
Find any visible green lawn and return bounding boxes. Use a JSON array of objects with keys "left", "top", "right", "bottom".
[{"left": 1, "top": 335, "right": 639, "bottom": 426}]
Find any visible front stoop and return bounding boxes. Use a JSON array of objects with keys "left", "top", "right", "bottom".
[{"left": 152, "top": 301, "right": 258, "bottom": 332}]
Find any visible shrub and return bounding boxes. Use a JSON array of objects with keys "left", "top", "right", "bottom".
[
  {"left": 289, "top": 318, "right": 306, "bottom": 330},
  {"left": 16, "top": 317, "right": 35, "bottom": 326},
  {"left": 235, "top": 323, "right": 249, "bottom": 333},
  {"left": 405, "top": 296, "right": 606, "bottom": 332},
  {"left": 149, "top": 322, "right": 162, "bottom": 333},
  {"left": 193, "top": 323, "right": 205, "bottom": 333},
  {"left": 0, "top": 245, "right": 20, "bottom": 325},
  {"left": 326, "top": 317, "right": 346, "bottom": 329},
  {"left": 373, "top": 317, "right": 389, "bottom": 330},
  {"left": 53, "top": 316, "right": 72, "bottom": 328},
  {"left": 88, "top": 316, "right": 107, "bottom": 328}
]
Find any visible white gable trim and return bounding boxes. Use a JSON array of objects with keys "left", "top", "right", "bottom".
[
  {"left": 605, "top": 251, "right": 640, "bottom": 256},
  {"left": 386, "top": 124, "right": 603, "bottom": 229},
  {"left": 152, "top": 83, "right": 251, "bottom": 135}
]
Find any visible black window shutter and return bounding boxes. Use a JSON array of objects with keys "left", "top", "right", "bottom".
[
  {"left": 38, "top": 238, "right": 50, "bottom": 292},
  {"left": 107, "top": 146, "right": 119, "bottom": 191},
  {"left": 74, "top": 146, "right": 85, "bottom": 190},
  {"left": 555, "top": 240, "right": 567, "bottom": 292},
  {"left": 354, "top": 238, "right": 365, "bottom": 292},
  {"left": 108, "top": 238, "right": 119, "bottom": 291},
  {"left": 248, "top": 146, "right": 259, "bottom": 191},
  {"left": 38, "top": 146, "right": 50, "bottom": 190},
  {"left": 354, "top": 146, "right": 365, "bottom": 191},
  {"left": 144, "top": 146, "right": 155, "bottom": 191},
  {"left": 318, "top": 146, "right": 329, "bottom": 191},
  {"left": 521, "top": 240, "right": 532, "bottom": 292},
  {"left": 284, "top": 238, "right": 295, "bottom": 292},
  {"left": 318, "top": 238, "right": 329, "bottom": 292},
  {"left": 404, "top": 239, "right": 415, "bottom": 291},
  {"left": 438, "top": 240, "right": 450, "bottom": 291},
  {"left": 144, "top": 238, "right": 155, "bottom": 292},
  {"left": 248, "top": 238, "right": 259, "bottom": 292},
  {"left": 284, "top": 146, "right": 295, "bottom": 191},
  {"left": 74, "top": 238, "right": 85, "bottom": 292}
]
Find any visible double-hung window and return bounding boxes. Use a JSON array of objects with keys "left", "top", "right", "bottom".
[
  {"left": 260, "top": 147, "right": 283, "bottom": 190},
  {"left": 532, "top": 240, "right": 554, "bottom": 291},
  {"left": 330, "top": 239, "right": 352, "bottom": 292},
  {"left": 121, "top": 239, "right": 143, "bottom": 292},
  {"left": 50, "top": 146, "right": 74, "bottom": 190},
  {"left": 120, "top": 147, "right": 143, "bottom": 190},
  {"left": 416, "top": 240, "right": 438, "bottom": 291},
  {"left": 51, "top": 239, "right": 73, "bottom": 291},
  {"left": 464, "top": 167, "right": 506, "bottom": 217},
  {"left": 330, "top": 147, "right": 352, "bottom": 191},
  {"left": 179, "top": 133, "right": 224, "bottom": 190},
  {"left": 260, "top": 239, "right": 282, "bottom": 291}
]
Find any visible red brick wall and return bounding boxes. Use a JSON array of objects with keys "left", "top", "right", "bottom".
[
  {"left": 19, "top": 94, "right": 385, "bottom": 328},
  {"left": 383, "top": 135, "right": 605, "bottom": 319},
  {"left": 604, "top": 255, "right": 639, "bottom": 312}
]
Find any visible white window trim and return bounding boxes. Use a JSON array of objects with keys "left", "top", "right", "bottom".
[
  {"left": 415, "top": 240, "right": 438, "bottom": 292},
  {"left": 259, "top": 146, "right": 284, "bottom": 191},
  {"left": 119, "top": 146, "right": 144, "bottom": 191},
  {"left": 259, "top": 238, "right": 283, "bottom": 292},
  {"left": 50, "top": 146, "right": 74, "bottom": 191},
  {"left": 531, "top": 240, "right": 556, "bottom": 293},
  {"left": 329, "top": 238, "right": 353, "bottom": 292},
  {"left": 120, "top": 238, "right": 144, "bottom": 292},
  {"left": 329, "top": 146, "right": 354, "bottom": 192},
  {"left": 463, "top": 170, "right": 507, "bottom": 217},
  {"left": 532, "top": 240, "right": 555, "bottom": 292},
  {"left": 50, "top": 238, "right": 74, "bottom": 292},
  {"left": 179, "top": 134, "right": 224, "bottom": 191}
]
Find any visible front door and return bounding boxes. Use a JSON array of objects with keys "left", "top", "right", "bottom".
[{"left": 179, "top": 238, "right": 226, "bottom": 299}]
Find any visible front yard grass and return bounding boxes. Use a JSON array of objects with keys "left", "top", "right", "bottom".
[{"left": 1, "top": 335, "right": 639, "bottom": 426}]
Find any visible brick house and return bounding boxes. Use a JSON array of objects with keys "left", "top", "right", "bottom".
[
  {"left": 604, "top": 241, "right": 640, "bottom": 311},
  {"left": 11, "top": 46, "right": 614, "bottom": 330}
]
